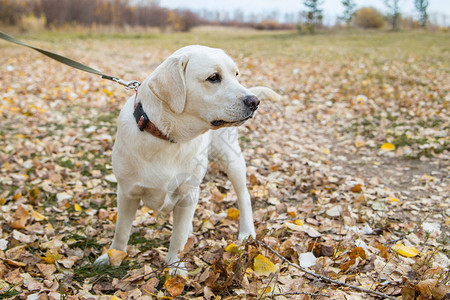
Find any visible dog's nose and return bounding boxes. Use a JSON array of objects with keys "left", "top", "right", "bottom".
[{"left": 243, "top": 95, "right": 260, "bottom": 111}]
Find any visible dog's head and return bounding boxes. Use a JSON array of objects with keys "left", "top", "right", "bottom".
[{"left": 147, "top": 45, "right": 259, "bottom": 130}]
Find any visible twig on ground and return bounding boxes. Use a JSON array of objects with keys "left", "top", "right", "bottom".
[
  {"left": 269, "top": 291, "right": 330, "bottom": 298},
  {"left": 256, "top": 240, "right": 396, "bottom": 300}
]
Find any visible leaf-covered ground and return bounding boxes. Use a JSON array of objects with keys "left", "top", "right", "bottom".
[{"left": 0, "top": 30, "right": 449, "bottom": 299}]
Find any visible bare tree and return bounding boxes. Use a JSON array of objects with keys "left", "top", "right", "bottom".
[
  {"left": 414, "top": 0, "right": 429, "bottom": 28},
  {"left": 384, "top": 0, "right": 401, "bottom": 31},
  {"left": 303, "top": 0, "right": 324, "bottom": 33},
  {"left": 340, "top": 0, "right": 357, "bottom": 26}
]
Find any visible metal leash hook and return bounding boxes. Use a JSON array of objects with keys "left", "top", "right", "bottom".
[{"left": 111, "top": 77, "right": 141, "bottom": 90}]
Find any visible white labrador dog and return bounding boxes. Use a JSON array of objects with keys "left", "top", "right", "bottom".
[{"left": 95, "top": 45, "right": 278, "bottom": 274}]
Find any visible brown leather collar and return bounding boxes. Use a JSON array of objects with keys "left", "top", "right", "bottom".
[{"left": 133, "top": 91, "right": 174, "bottom": 143}]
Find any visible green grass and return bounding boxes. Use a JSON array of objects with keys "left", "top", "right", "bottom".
[
  {"left": 65, "top": 233, "right": 105, "bottom": 250},
  {"left": 129, "top": 231, "right": 169, "bottom": 251},
  {"left": 0, "top": 287, "right": 20, "bottom": 299},
  {"left": 4, "top": 29, "right": 448, "bottom": 62},
  {"left": 73, "top": 262, "right": 134, "bottom": 285}
]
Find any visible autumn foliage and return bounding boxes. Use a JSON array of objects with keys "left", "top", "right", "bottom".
[{"left": 355, "top": 7, "right": 386, "bottom": 29}]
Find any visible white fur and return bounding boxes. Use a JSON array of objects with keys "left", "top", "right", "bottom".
[{"left": 94, "top": 45, "right": 278, "bottom": 275}]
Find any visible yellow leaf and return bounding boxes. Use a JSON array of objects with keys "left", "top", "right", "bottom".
[
  {"left": 227, "top": 208, "right": 240, "bottom": 221},
  {"left": 322, "top": 148, "right": 330, "bottom": 155},
  {"left": 253, "top": 254, "right": 277, "bottom": 276},
  {"left": 13, "top": 193, "right": 22, "bottom": 200},
  {"left": 165, "top": 275, "right": 186, "bottom": 297},
  {"left": 108, "top": 249, "right": 127, "bottom": 266},
  {"left": 225, "top": 243, "right": 238, "bottom": 252},
  {"left": 111, "top": 296, "right": 122, "bottom": 300},
  {"left": 354, "top": 140, "right": 365, "bottom": 148},
  {"left": 445, "top": 216, "right": 450, "bottom": 226},
  {"left": 381, "top": 142, "right": 396, "bottom": 151},
  {"left": 38, "top": 249, "right": 62, "bottom": 264},
  {"left": 74, "top": 204, "right": 82, "bottom": 212},
  {"left": 31, "top": 210, "right": 47, "bottom": 221},
  {"left": 392, "top": 243, "right": 419, "bottom": 257},
  {"left": 294, "top": 219, "right": 304, "bottom": 226},
  {"left": 387, "top": 197, "right": 400, "bottom": 203}
]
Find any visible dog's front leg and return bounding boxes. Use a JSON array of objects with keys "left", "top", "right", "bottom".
[
  {"left": 165, "top": 188, "right": 198, "bottom": 276},
  {"left": 213, "top": 129, "right": 256, "bottom": 241},
  {"left": 95, "top": 188, "right": 140, "bottom": 265},
  {"left": 227, "top": 159, "right": 256, "bottom": 241}
]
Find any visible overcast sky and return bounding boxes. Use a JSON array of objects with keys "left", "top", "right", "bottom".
[{"left": 159, "top": 0, "right": 450, "bottom": 25}]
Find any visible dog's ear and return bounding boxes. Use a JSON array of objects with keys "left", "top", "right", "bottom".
[{"left": 148, "top": 55, "right": 189, "bottom": 114}]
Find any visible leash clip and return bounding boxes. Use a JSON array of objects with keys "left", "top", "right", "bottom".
[{"left": 111, "top": 78, "right": 141, "bottom": 90}]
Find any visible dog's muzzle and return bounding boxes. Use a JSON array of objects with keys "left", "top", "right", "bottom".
[{"left": 211, "top": 95, "right": 260, "bottom": 128}]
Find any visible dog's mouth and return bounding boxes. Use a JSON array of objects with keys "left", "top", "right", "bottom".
[{"left": 211, "top": 114, "right": 253, "bottom": 127}]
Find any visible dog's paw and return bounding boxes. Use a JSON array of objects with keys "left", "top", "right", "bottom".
[
  {"left": 94, "top": 252, "right": 110, "bottom": 266},
  {"left": 166, "top": 255, "right": 188, "bottom": 277},
  {"left": 238, "top": 229, "right": 256, "bottom": 241},
  {"left": 169, "top": 264, "right": 188, "bottom": 277}
]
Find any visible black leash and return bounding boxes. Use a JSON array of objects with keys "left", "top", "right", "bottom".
[{"left": 0, "top": 31, "right": 140, "bottom": 89}]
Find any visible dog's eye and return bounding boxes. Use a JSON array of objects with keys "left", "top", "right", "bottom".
[
  {"left": 236, "top": 72, "right": 239, "bottom": 76},
  {"left": 206, "top": 73, "right": 221, "bottom": 83}
]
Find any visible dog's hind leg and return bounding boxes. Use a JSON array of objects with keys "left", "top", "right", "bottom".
[
  {"left": 211, "top": 128, "right": 256, "bottom": 241},
  {"left": 95, "top": 186, "right": 140, "bottom": 265}
]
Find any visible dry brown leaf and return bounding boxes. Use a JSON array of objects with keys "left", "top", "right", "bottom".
[
  {"left": 37, "top": 263, "right": 56, "bottom": 278},
  {"left": 164, "top": 275, "right": 187, "bottom": 297},
  {"left": 4, "top": 268, "right": 23, "bottom": 285}
]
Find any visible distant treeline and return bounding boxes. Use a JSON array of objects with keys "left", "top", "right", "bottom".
[
  {"left": 0, "top": 0, "right": 207, "bottom": 31},
  {"left": 0, "top": 0, "right": 446, "bottom": 32}
]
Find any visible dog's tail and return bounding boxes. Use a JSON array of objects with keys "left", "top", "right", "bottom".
[{"left": 249, "top": 86, "right": 282, "bottom": 101}]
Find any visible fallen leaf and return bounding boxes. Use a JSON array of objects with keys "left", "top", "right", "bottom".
[
  {"left": 164, "top": 275, "right": 186, "bottom": 297},
  {"left": 11, "top": 205, "right": 30, "bottom": 229},
  {"left": 387, "top": 197, "right": 400, "bottom": 203},
  {"left": 326, "top": 205, "right": 342, "bottom": 217},
  {"left": 381, "top": 142, "right": 396, "bottom": 151},
  {"left": 5, "top": 268, "right": 23, "bottom": 285},
  {"left": 225, "top": 243, "right": 238, "bottom": 252},
  {"left": 253, "top": 254, "right": 277, "bottom": 276},
  {"left": 227, "top": 208, "right": 240, "bottom": 220},
  {"left": 293, "top": 219, "right": 304, "bottom": 226},
  {"left": 108, "top": 249, "right": 127, "bottom": 266},
  {"left": 74, "top": 204, "right": 82, "bottom": 212},
  {"left": 38, "top": 249, "right": 63, "bottom": 264},
  {"left": 416, "top": 279, "right": 449, "bottom": 299},
  {"left": 299, "top": 252, "right": 316, "bottom": 268},
  {"left": 354, "top": 140, "right": 365, "bottom": 148},
  {"left": 392, "top": 243, "right": 419, "bottom": 257},
  {"left": 0, "top": 239, "right": 8, "bottom": 251},
  {"left": 31, "top": 210, "right": 47, "bottom": 221},
  {"left": 351, "top": 183, "right": 362, "bottom": 193},
  {"left": 37, "top": 263, "right": 56, "bottom": 278}
]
